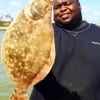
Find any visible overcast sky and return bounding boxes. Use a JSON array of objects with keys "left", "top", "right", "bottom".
[{"left": 0, "top": 0, "right": 100, "bottom": 24}]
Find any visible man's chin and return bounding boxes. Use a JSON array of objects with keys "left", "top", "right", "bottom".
[
  {"left": 54, "top": 18, "right": 72, "bottom": 25},
  {"left": 61, "top": 18, "right": 72, "bottom": 25}
]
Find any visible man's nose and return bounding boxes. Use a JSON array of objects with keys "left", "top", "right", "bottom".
[{"left": 60, "top": 5, "right": 67, "bottom": 11}]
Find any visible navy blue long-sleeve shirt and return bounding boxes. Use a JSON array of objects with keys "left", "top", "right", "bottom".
[{"left": 30, "top": 21, "right": 100, "bottom": 100}]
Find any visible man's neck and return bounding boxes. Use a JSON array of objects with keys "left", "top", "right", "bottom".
[{"left": 72, "top": 21, "right": 88, "bottom": 31}]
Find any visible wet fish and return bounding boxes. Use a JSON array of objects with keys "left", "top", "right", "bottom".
[{"left": 1, "top": 0, "right": 55, "bottom": 99}]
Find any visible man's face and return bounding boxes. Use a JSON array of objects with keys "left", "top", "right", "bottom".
[{"left": 53, "top": 0, "right": 81, "bottom": 25}]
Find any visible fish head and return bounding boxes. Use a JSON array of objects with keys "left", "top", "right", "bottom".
[{"left": 24, "top": 0, "right": 53, "bottom": 20}]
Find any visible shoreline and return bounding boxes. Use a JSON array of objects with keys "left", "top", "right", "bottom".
[{"left": 0, "top": 26, "right": 8, "bottom": 31}]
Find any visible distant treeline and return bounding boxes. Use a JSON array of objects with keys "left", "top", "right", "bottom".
[{"left": 0, "top": 21, "right": 11, "bottom": 27}]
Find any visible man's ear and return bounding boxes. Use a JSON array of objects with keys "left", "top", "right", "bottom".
[{"left": 78, "top": 2, "right": 81, "bottom": 9}]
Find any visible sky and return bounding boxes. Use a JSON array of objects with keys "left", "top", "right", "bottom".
[{"left": 0, "top": 0, "right": 100, "bottom": 24}]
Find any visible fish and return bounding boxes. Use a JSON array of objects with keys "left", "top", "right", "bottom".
[{"left": 1, "top": 0, "right": 55, "bottom": 99}]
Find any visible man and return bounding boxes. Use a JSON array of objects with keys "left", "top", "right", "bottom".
[{"left": 30, "top": 0, "right": 100, "bottom": 100}]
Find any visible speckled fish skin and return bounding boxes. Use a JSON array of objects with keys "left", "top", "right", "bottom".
[{"left": 1, "top": 0, "right": 55, "bottom": 99}]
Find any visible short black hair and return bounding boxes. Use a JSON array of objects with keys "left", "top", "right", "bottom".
[{"left": 53, "top": 0, "right": 80, "bottom": 3}]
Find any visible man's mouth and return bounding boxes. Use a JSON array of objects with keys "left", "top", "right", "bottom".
[{"left": 61, "top": 13, "right": 71, "bottom": 19}]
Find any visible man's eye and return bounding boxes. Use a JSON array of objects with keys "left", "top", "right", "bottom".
[{"left": 54, "top": 5, "right": 61, "bottom": 9}]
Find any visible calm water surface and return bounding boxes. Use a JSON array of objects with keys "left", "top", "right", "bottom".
[{"left": 0, "top": 31, "right": 32, "bottom": 100}]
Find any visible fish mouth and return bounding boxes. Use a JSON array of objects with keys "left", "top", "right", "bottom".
[
  {"left": 24, "top": 1, "right": 51, "bottom": 20},
  {"left": 24, "top": 6, "right": 44, "bottom": 20}
]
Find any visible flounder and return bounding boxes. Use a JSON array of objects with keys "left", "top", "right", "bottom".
[{"left": 1, "top": 0, "right": 55, "bottom": 99}]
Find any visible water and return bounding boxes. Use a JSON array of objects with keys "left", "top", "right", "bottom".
[{"left": 0, "top": 31, "right": 32, "bottom": 99}]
